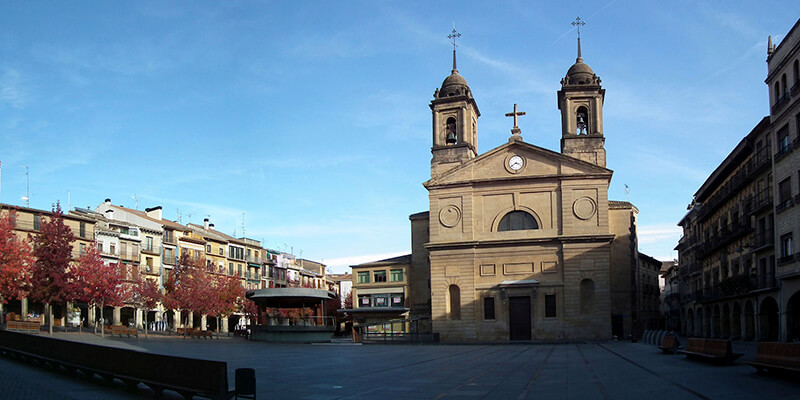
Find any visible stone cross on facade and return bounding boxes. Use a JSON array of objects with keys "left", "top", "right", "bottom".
[{"left": 505, "top": 103, "right": 526, "bottom": 139}]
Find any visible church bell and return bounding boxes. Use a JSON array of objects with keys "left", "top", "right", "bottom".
[{"left": 446, "top": 131, "right": 457, "bottom": 145}]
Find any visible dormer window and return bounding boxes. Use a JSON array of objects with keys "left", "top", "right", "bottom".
[
  {"left": 445, "top": 117, "right": 457, "bottom": 145},
  {"left": 576, "top": 106, "right": 589, "bottom": 135}
]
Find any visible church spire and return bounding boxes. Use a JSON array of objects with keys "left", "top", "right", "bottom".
[
  {"left": 448, "top": 24, "right": 461, "bottom": 73},
  {"left": 572, "top": 17, "right": 585, "bottom": 62}
]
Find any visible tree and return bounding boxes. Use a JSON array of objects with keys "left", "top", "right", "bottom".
[
  {"left": 163, "top": 253, "right": 211, "bottom": 335},
  {"left": 130, "top": 276, "right": 162, "bottom": 338},
  {"left": 29, "top": 203, "right": 74, "bottom": 334},
  {"left": 71, "top": 246, "right": 127, "bottom": 336},
  {"left": 0, "top": 210, "right": 33, "bottom": 324},
  {"left": 208, "top": 273, "right": 242, "bottom": 333}
]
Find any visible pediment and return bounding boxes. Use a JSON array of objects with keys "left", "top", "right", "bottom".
[{"left": 425, "top": 140, "right": 612, "bottom": 188}]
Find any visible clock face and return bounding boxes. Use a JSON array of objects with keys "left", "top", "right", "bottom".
[{"left": 508, "top": 155, "right": 524, "bottom": 171}]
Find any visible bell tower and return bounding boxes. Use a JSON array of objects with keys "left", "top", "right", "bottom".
[
  {"left": 430, "top": 27, "right": 480, "bottom": 177},
  {"left": 558, "top": 18, "right": 606, "bottom": 167}
]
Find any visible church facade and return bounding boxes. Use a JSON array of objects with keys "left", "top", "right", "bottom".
[{"left": 418, "top": 41, "right": 632, "bottom": 341}]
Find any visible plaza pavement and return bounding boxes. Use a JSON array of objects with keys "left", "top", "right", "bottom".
[{"left": 0, "top": 332, "right": 798, "bottom": 399}]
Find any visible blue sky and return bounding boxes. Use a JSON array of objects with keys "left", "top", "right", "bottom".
[{"left": 1, "top": 2, "right": 798, "bottom": 273}]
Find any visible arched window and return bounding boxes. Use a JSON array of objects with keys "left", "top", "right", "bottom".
[
  {"left": 580, "top": 279, "right": 595, "bottom": 314},
  {"left": 576, "top": 106, "right": 589, "bottom": 135},
  {"left": 775, "top": 81, "right": 781, "bottom": 102},
  {"left": 794, "top": 60, "right": 799, "bottom": 87},
  {"left": 445, "top": 117, "right": 457, "bottom": 145},
  {"left": 498, "top": 211, "right": 538, "bottom": 231},
  {"left": 782, "top": 74, "right": 788, "bottom": 96},
  {"left": 448, "top": 285, "right": 461, "bottom": 320}
]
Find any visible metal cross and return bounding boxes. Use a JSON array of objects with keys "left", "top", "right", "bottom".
[
  {"left": 505, "top": 103, "right": 526, "bottom": 128},
  {"left": 572, "top": 17, "right": 585, "bottom": 38},
  {"left": 448, "top": 23, "right": 461, "bottom": 50}
]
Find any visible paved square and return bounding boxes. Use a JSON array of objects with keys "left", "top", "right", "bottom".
[{"left": 1, "top": 333, "right": 798, "bottom": 399}]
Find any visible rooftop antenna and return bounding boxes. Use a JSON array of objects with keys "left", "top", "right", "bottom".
[
  {"left": 132, "top": 194, "right": 138, "bottom": 210},
  {"left": 176, "top": 208, "right": 182, "bottom": 223},
  {"left": 20, "top": 166, "right": 29, "bottom": 207},
  {"left": 241, "top": 212, "right": 246, "bottom": 238},
  {"left": 625, "top": 184, "right": 630, "bottom": 202},
  {"left": 67, "top": 190, "right": 71, "bottom": 211}
]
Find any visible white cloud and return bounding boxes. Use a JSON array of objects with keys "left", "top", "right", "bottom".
[
  {"left": 638, "top": 223, "right": 683, "bottom": 244},
  {"left": 0, "top": 68, "right": 29, "bottom": 109},
  {"left": 325, "top": 251, "right": 409, "bottom": 274}
]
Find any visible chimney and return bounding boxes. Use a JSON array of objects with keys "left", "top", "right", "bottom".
[
  {"left": 204, "top": 218, "right": 210, "bottom": 230},
  {"left": 145, "top": 206, "right": 163, "bottom": 220},
  {"left": 105, "top": 198, "right": 111, "bottom": 205},
  {"left": 105, "top": 209, "right": 114, "bottom": 220},
  {"left": 209, "top": 223, "right": 215, "bottom": 230}
]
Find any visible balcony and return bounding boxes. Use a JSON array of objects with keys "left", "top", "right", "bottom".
[
  {"left": 791, "top": 83, "right": 800, "bottom": 97},
  {"left": 247, "top": 255, "right": 267, "bottom": 264},
  {"left": 120, "top": 249, "right": 139, "bottom": 262},
  {"left": 697, "top": 168, "right": 750, "bottom": 222},
  {"left": 775, "top": 142, "right": 794, "bottom": 161},
  {"left": 771, "top": 93, "right": 790, "bottom": 114},
  {"left": 141, "top": 245, "right": 161, "bottom": 255},
  {"left": 162, "top": 234, "right": 176, "bottom": 245},
  {"left": 745, "top": 149, "right": 772, "bottom": 179},
  {"left": 776, "top": 197, "right": 795, "bottom": 213},
  {"left": 100, "top": 248, "right": 119, "bottom": 258},
  {"left": 696, "top": 220, "right": 752, "bottom": 259},
  {"left": 778, "top": 253, "right": 796, "bottom": 266},
  {"left": 747, "top": 189, "right": 773, "bottom": 215},
  {"left": 750, "top": 231, "right": 775, "bottom": 250}
]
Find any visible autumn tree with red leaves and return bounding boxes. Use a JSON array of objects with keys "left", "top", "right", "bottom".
[
  {"left": 130, "top": 276, "right": 162, "bottom": 338},
  {"left": 163, "top": 253, "right": 211, "bottom": 333},
  {"left": 208, "top": 273, "right": 242, "bottom": 333},
  {"left": 71, "top": 246, "right": 127, "bottom": 336},
  {"left": 0, "top": 210, "right": 33, "bottom": 324},
  {"left": 29, "top": 203, "right": 75, "bottom": 334}
]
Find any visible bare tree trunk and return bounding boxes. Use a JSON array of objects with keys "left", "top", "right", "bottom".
[
  {"left": 144, "top": 309, "right": 148, "bottom": 339},
  {"left": 100, "top": 301, "right": 104, "bottom": 337}
]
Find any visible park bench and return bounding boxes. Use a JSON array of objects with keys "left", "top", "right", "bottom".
[
  {"left": 110, "top": 326, "right": 138, "bottom": 338},
  {"left": 677, "top": 338, "right": 742, "bottom": 364},
  {"left": 0, "top": 330, "right": 235, "bottom": 399},
  {"left": 658, "top": 334, "right": 680, "bottom": 354},
  {"left": 193, "top": 330, "right": 214, "bottom": 339},
  {"left": 745, "top": 342, "right": 800, "bottom": 375},
  {"left": 6, "top": 321, "right": 40, "bottom": 334}
]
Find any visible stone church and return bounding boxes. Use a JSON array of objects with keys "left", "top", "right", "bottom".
[{"left": 400, "top": 37, "right": 640, "bottom": 341}]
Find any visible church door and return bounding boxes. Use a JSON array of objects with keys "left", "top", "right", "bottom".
[{"left": 509, "top": 296, "right": 532, "bottom": 340}]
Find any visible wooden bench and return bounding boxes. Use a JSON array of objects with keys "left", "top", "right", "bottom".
[
  {"left": 6, "top": 321, "right": 40, "bottom": 334},
  {"left": 677, "top": 338, "right": 742, "bottom": 364},
  {"left": 192, "top": 330, "right": 214, "bottom": 339},
  {"left": 658, "top": 334, "right": 680, "bottom": 354},
  {"left": 745, "top": 342, "right": 800, "bottom": 375},
  {"left": 110, "top": 326, "right": 138, "bottom": 338},
  {"left": 0, "top": 330, "right": 234, "bottom": 399}
]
